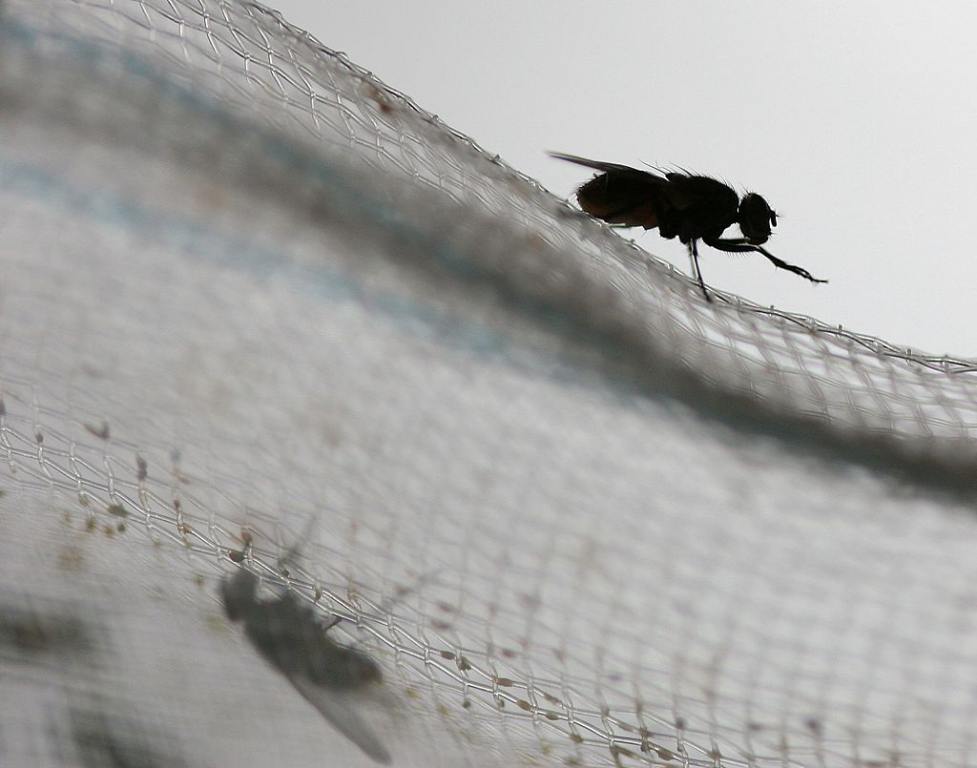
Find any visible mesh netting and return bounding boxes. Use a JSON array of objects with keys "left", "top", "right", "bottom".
[{"left": 2, "top": 1, "right": 977, "bottom": 767}]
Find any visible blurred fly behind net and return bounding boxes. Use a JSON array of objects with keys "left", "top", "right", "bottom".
[{"left": 2, "top": 1, "right": 977, "bottom": 767}]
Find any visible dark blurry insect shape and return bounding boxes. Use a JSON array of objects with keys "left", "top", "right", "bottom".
[
  {"left": 68, "top": 700, "right": 192, "bottom": 768},
  {"left": 550, "top": 152, "right": 827, "bottom": 301},
  {"left": 221, "top": 537, "right": 390, "bottom": 764}
]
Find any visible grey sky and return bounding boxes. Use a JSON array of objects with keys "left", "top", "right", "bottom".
[{"left": 270, "top": 1, "right": 977, "bottom": 356}]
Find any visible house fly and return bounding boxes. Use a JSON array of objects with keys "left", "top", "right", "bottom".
[
  {"left": 221, "top": 564, "right": 390, "bottom": 764},
  {"left": 550, "top": 151, "right": 827, "bottom": 301}
]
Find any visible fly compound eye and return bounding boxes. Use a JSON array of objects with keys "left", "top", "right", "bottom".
[{"left": 739, "top": 193, "right": 774, "bottom": 244}]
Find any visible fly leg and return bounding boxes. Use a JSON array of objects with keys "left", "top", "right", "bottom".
[
  {"left": 706, "top": 238, "right": 828, "bottom": 284},
  {"left": 757, "top": 248, "right": 827, "bottom": 283},
  {"left": 322, "top": 615, "right": 343, "bottom": 631},
  {"left": 688, "top": 239, "right": 712, "bottom": 302}
]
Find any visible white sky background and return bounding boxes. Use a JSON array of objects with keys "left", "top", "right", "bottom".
[{"left": 269, "top": 1, "right": 977, "bottom": 357}]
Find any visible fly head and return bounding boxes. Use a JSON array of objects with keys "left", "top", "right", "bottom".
[
  {"left": 738, "top": 192, "right": 777, "bottom": 244},
  {"left": 221, "top": 569, "right": 258, "bottom": 622}
]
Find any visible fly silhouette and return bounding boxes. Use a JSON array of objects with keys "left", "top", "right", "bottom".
[
  {"left": 222, "top": 546, "right": 391, "bottom": 764},
  {"left": 550, "top": 152, "right": 827, "bottom": 301}
]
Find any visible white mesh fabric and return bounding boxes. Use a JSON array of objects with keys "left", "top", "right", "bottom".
[{"left": 2, "top": 1, "right": 977, "bottom": 767}]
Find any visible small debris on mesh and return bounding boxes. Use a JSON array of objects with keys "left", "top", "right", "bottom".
[
  {"left": 227, "top": 548, "right": 246, "bottom": 563},
  {"left": 106, "top": 503, "right": 127, "bottom": 518},
  {"left": 84, "top": 421, "right": 110, "bottom": 440}
]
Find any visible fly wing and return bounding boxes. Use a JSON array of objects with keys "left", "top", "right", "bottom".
[
  {"left": 237, "top": 595, "right": 391, "bottom": 763},
  {"left": 287, "top": 673, "right": 392, "bottom": 765},
  {"left": 549, "top": 151, "right": 667, "bottom": 229},
  {"left": 548, "top": 151, "right": 655, "bottom": 175}
]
